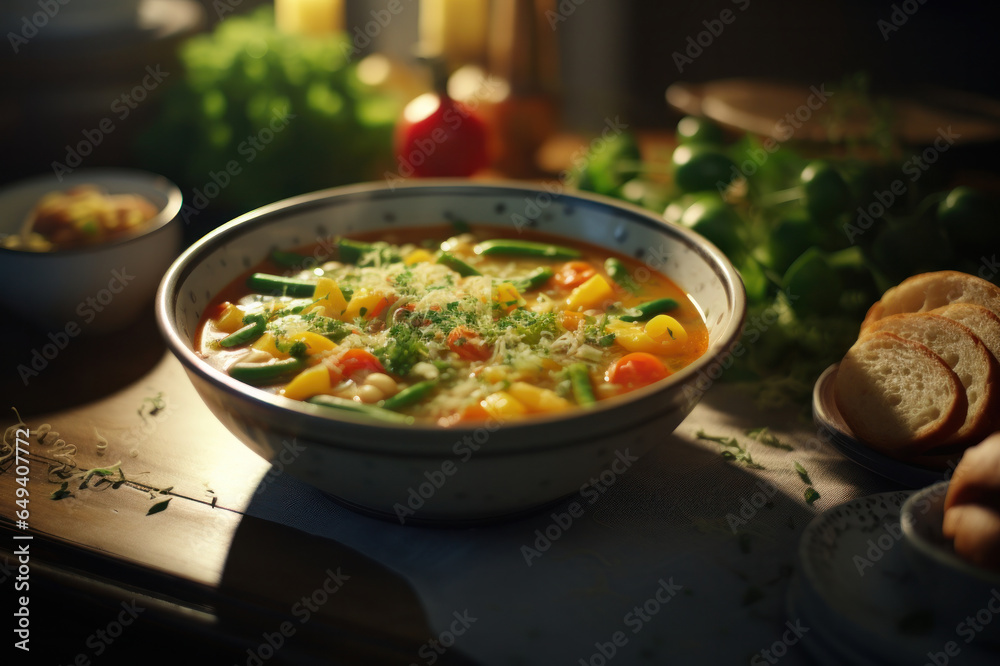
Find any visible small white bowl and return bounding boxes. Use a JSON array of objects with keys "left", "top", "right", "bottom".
[
  {"left": 901, "top": 481, "right": 1000, "bottom": 642},
  {"left": 0, "top": 168, "right": 183, "bottom": 334}
]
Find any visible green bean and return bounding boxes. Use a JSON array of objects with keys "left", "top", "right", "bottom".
[
  {"left": 246, "top": 273, "right": 317, "bottom": 297},
  {"left": 229, "top": 357, "right": 306, "bottom": 385},
  {"left": 219, "top": 314, "right": 267, "bottom": 348},
  {"left": 382, "top": 380, "right": 437, "bottom": 411},
  {"left": 605, "top": 257, "right": 640, "bottom": 294},
  {"left": 270, "top": 249, "right": 309, "bottom": 269},
  {"left": 308, "top": 395, "right": 416, "bottom": 424},
  {"left": 337, "top": 238, "right": 372, "bottom": 264},
  {"left": 618, "top": 298, "right": 679, "bottom": 322},
  {"left": 568, "top": 363, "right": 596, "bottom": 407},
  {"left": 436, "top": 251, "right": 481, "bottom": 277},
  {"left": 475, "top": 239, "right": 581, "bottom": 259},
  {"left": 509, "top": 267, "right": 554, "bottom": 292}
]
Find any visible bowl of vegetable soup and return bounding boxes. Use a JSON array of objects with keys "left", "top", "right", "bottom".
[{"left": 157, "top": 181, "right": 745, "bottom": 523}]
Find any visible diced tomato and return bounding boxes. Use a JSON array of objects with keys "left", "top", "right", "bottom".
[
  {"left": 553, "top": 261, "right": 596, "bottom": 289},
  {"left": 337, "top": 348, "right": 386, "bottom": 378},
  {"left": 606, "top": 352, "right": 670, "bottom": 391},
  {"left": 447, "top": 325, "right": 492, "bottom": 361}
]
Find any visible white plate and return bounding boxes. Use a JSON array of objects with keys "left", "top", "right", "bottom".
[
  {"left": 791, "top": 491, "right": 996, "bottom": 665},
  {"left": 812, "top": 364, "right": 946, "bottom": 488}
]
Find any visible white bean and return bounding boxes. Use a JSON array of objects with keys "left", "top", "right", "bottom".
[
  {"left": 356, "top": 384, "right": 384, "bottom": 403},
  {"left": 364, "top": 372, "right": 398, "bottom": 396}
]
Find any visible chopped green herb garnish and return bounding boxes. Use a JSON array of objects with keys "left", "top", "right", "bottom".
[
  {"left": 793, "top": 461, "right": 812, "bottom": 485},
  {"left": 804, "top": 487, "right": 820, "bottom": 504},
  {"left": 50, "top": 482, "right": 71, "bottom": 500},
  {"left": 147, "top": 499, "right": 171, "bottom": 516},
  {"left": 746, "top": 427, "right": 793, "bottom": 450}
]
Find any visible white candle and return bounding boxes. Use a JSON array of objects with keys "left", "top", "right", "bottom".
[
  {"left": 275, "top": 0, "right": 344, "bottom": 36},
  {"left": 420, "top": 0, "right": 488, "bottom": 67}
]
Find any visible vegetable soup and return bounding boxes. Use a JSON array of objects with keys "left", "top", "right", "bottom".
[{"left": 197, "top": 225, "right": 708, "bottom": 426}]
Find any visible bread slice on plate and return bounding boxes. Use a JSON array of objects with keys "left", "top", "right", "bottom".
[
  {"left": 862, "top": 270, "right": 1000, "bottom": 331},
  {"left": 862, "top": 313, "right": 999, "bottom": 444},
  {"left": 834, "top": 332, "right": 966, "bottom": 453},
  {"left": 931, "top": 303, "right": 1000, "bottom": 365}
]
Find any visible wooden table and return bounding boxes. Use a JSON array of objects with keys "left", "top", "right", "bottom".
[{"left": 0, "top": 308, "right": 471, "bottom": 665}]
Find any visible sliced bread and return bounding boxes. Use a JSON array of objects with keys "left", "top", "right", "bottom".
[
  {"left": 834, "top": 332, "right": 966, "bottom": 452},
  {"left": 862, "top": 270, "right": 1000, "bottom": 331},
  {"left": 931, "top": 302, "right": 1000, "bottom": 366},
  {"left": 862, "top": 313, "right": 999, "bottom": 444}
]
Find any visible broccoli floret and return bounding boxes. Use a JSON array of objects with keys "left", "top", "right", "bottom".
[{"left": 375, "top": 323, "right": 427, "bottom": 376}]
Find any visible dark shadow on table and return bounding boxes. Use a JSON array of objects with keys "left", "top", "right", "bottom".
[{"left": 1, "top": 305, "right": 165, "bottom": 416}]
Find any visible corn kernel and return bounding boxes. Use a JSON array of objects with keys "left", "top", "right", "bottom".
[
  {"left": 480, "top": 391, "right": 528, "bottom": 420},
  {"left": 343, "top": 290, "right": 388, "bottom": 321},
  {"left": 281, "top": 364, "right": 331, "bottom": 401},
  {"left": 312, "top": 277, "right": 348, "bottom": 318},
  {"left": 507, "top": 382, "right": 572, "bottom": 413},
  {"left": 404, "top": 248, "right": 435, "bottom": 265},
  {"left": 566, "top": 275, "right": 613, "bottom": 311},
  {"left": 644, "top": 315, "right": 687, "bottom": 342},
  {"left": 214, "top": 303, "right": 246, "bottom": 333},
  {"left": 287, "top": 331, "right": 337, "bottom": 355},
  {"left": 251, "top": 332, "right": 289, "bottom": 359},
  {"left": 493, "top": 282, "right": 525, "bottom": 314},
  {"left": 606, "top": 320, "right": 673, "bottom": 355}
]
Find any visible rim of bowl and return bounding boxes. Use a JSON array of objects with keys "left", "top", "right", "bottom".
[
  {"left": 0, "top": 168, "right": 183, "bottom": 257},
  {"left": 157, "top": 179, "right": 747, "bottom": 438},
  {"left": 901, "top": 481, "right": 1000, "bottom": 585}
]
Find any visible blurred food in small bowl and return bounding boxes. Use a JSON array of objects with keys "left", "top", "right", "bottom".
[{"left": 0, "top": 168, "right": 183, "bottom": 334}]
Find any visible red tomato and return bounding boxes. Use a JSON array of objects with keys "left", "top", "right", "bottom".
[
  {"left": 394, "top": 93, "right": 489, "bottom": 177},
  {"left": 607, "top": 352, "right": 669, "bottom": 391},
  {"left": 447, "top": 325, "right": 492, "bottom": 361},
  {"left": 337, "top": 349, "right": 386, "bottom": 378},
  {"left": 553, "top": 261, "right": 596, "bottom": 288}
]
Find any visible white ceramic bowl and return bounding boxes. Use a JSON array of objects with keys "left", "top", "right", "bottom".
[
  {"left": 157, "top": 181, "right": 746, "bottom": 523},
  {"left": 0, "top": 168, "right": 183, "bottom": 334},
  {"left": 901, "top": 481, "right": 1000, "bottom": 641}
]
